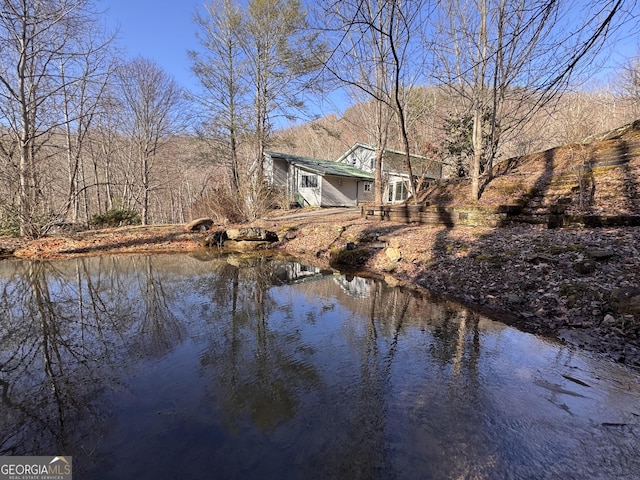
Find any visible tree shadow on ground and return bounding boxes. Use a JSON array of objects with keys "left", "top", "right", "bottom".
[
  {"left": 477, "top": 156, "right": 521, "bottom": 199},
  {"left": 618, "top": 140, "right": 640, "bottom": 214},
  {"left": 59, "top": 230, "right": 188, "bottom": 255},
  {"left": 493, "top": 148, "right": 558, "bottom": 227}
]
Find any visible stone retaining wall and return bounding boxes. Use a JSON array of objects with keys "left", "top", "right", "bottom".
[{"left": 361, "top": 204, "right": 640, "bottom": 229}]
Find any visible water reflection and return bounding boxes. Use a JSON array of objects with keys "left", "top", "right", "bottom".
[{"left": 0, "top": 254, "right": 639, "bottom": 479}]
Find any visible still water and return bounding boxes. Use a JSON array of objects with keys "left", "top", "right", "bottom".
[{"left": 0, "top": 253, "right": 639, "bottom": 479}]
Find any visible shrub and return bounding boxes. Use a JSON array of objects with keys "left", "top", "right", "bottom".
[
  {"left": 89, "top": 207, "right": 141, "bottom": 229},
  {"left": 0, "top": 208, "right": 19, "bottom": 237},
  {"left": 191, "top": 183, "right": 290, "bottom": 225},
  {"left": 191, "top": 187, "right": 245, "bottom": 225}
]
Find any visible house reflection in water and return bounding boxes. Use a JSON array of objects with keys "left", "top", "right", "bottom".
[
  {"left": 334, "top": 275, "right": 371, "bottom": 298},
  {"left": 272, "top": 261, "right": 373, "bottom": 299},
  {"left": 272, "top": 261, "right": 324, "bottom": 284}
]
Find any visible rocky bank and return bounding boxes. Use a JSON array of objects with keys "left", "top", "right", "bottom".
[{"left": 251, "top": 209, "right": 640, "bottom": 370}]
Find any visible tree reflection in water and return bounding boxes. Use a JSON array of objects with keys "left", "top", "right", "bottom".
[
  {"left": 196, "top": 256, "right": 321, "bottom": 431},
  {"left": 0, "top": 254, "right": 639, "bottom": 479},
  {"left": 0, "top": 257, "right": 186, "bottom": 458}
]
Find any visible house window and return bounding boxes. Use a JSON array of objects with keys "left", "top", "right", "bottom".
[
  {"left": 388, "top": 181, "right": 408, "bottom": 202},
  {"left": 301, "top": 174, "right": 318, "bottom": 188},
  {"left": 396, "top": 182, "right": 408, "bottom": 201},
  {"left": 363, "top": 182, "right": 372, "bottom": 192}
]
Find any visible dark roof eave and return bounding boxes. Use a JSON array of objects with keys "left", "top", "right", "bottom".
[
  {"left": 295, "top": 163, "right": 373, "bottom": 180},
  {"left": 269, "top": 152, "right": 373, "bottom": 180},
  {"left": 324, "top": 172, "right": 374, "bottom": 181}
]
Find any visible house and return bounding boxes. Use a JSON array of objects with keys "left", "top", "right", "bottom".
[
  {"left": 336, "top": 143, "right": 443, "bottom": 203},
  {"left": 264, "top": 151, "right": 374, "bottom": 207},
  {"left": 264, "top": 143, "right": 443, "bottom": 207}
]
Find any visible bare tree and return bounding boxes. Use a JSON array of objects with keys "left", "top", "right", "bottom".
[
  {"left": 618, "top": 54, "right": 640, "bottom": 119},
  {"left": 433, "top": 0, "right": 637, "bottom": 200},
  {"left": 318, "top": 0, "right": 430, "bottom": 204},
  {"left": 60, "top": 37, "right": 115, "bottom": 223},
  {"left": 243, "top": 0, "right": 323, "bottom": 182},
  {"left": 190, "top": 0, "right": 323, "bottom": 220},
  {"left": 85, "top": 91, "right": 123, "bottom": 216},
  {"left": 116, "top": 58, "right": 183, "bottom": 225},
  {"left": 0, "top": 0, "right": 113, "bottom": 236},
  {"left": 190, "top": 0, "right": 246, "bottom": 193},
  {"left": 319, "top": 0, "right": 394, "bottom": 205}
]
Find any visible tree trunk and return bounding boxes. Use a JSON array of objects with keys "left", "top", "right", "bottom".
[
  {"left": 471, "top": 107, "right": 483, "bottom": 201},
  {"left": 141, "top": 146, "right": 150, "bottom": 225}
]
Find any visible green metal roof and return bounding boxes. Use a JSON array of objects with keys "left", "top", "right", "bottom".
[{"left": 265, "top": 151, "right": 374, "bottom": 180}]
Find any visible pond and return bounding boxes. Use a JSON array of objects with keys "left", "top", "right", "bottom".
[{"left": 0, "top": 253, "right": 639, "bottom": 479}]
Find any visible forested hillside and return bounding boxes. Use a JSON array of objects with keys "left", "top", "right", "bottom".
[
  {"left": 419, "top": 119, "right": 640, "bottom": 217},
  {"left": 272, "top": 87, "right": 640, "bottom": 172}
]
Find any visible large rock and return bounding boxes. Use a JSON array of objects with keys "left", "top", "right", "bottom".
[
  {"left": 200, "top": 229, "right": 227, "bottom": 247},
  {"left": 222, "top": 227, "right": 278, "bottom": 252},
  {"left": 224, "top": 240, "right": 274, "bottom": 252},
  {"left": 200, "top": 226, "right": 278, "bottom": 250},
  {"left": 185, "top": 217, "right": 215, "bottom": 232},
  {"left": 385, "top": 247, "right": 402, "bottom": 262},
  {"left": 225, "top": 227, "right": 278, "bottom": 242}
]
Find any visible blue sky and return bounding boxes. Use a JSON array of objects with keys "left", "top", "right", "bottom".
[
  {"left": 98, "top": 0, "right": 348, "bottom": 120},
  {"left": 98, "top": 0, "right": 638, "bottom": 108},
  {"left": 99, "top": 0, "right": 203, "bottom": 91}
]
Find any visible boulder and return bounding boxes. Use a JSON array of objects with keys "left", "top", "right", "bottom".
[
  {"left": 225, "top": 227, "right": 278, "bottom": 242},
  {"left": 185, "top": 217, "right": 215, "bottom": 232},
  {"left": 200, "top": 229, "right": 227, "bottom": 247},
  {"left": 224, "top": 240, "right": 273, "bottom": 251},
  {"left": 385, "top": 247, "right": 402, "bottom": 262}
]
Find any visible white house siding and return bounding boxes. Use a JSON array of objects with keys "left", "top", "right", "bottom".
[
  {"left": 296, "top": 169, "right": 322, "bottom": 206},
  {"left": 265, "top": 151, "right": 375, "bottom": 207},
  {"left": 358, "top": 181, "right": 374, "bottom": 203},
  {"left": 340, "top": 146, "right": 375, "bottom": 174},
  {"left": 338, "top": 144, "right": 444, "bottom": 204}
]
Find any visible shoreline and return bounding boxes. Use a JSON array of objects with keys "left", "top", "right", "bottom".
[
  {"left": 2, "top": 213, "right": 639, "bottom": 370},
  {"left": 256, "top": 212, "right": 640, "bottom": 370}
]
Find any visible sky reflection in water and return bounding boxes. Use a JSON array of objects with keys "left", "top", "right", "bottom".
[{"left": 0, "top": 254, "right": 639, "bottom": 479}]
